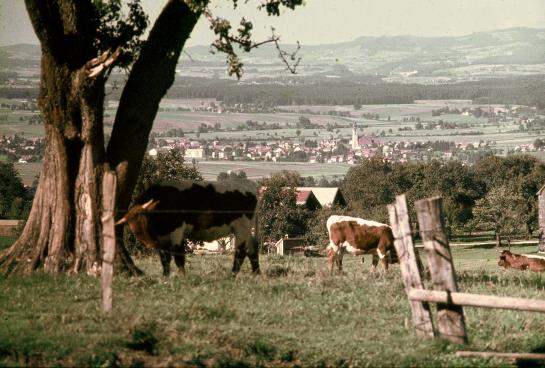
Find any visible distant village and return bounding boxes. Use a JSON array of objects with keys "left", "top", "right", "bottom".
[
  {"left": 147, "top": 104, "right": 545, "bottom": 166},
  {"left": 1, "top": 101, "right": 544, "bottom": 167}
]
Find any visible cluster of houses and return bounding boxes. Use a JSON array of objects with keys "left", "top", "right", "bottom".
[
  {"left": 0, "top": 135, "right": 43, "bottom": 163},
  {"left": 148, "top": 121, "right": 540, "bottom": 165}
]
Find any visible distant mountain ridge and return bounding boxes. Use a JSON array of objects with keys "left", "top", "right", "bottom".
[
  {"left": 180, "top": 27, "right": 545, "bottom": 82},
  {"left": 2, "top": 27, "right": 545, "bottom": 83}
]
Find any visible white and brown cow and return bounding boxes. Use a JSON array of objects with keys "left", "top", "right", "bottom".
[
  {"left": 326, "top": 215, "right": 396, "bottom": 272},
  {"left": 116, "top": 181, "right": 259, "bottom": 275}
]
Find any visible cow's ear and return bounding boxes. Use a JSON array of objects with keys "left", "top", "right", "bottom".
[{"left": 142, "top": 199, "right": 160, "bottom": 211}]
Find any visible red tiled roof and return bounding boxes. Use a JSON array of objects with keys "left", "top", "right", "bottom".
[{"left": 296, "top": 190, "right": 312, "bottom": 205}]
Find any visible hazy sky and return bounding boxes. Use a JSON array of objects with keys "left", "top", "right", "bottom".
[{"left": 1, "top": 0, "right": 545, "bottom": 47}]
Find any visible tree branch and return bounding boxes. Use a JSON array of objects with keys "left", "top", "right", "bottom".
[
  {"left": 86, "top": 47, "right": 122, "bottom": 78},
  {"left": 204, "top": 10, "right": 301, "bottom": 78},
  {"left": 271, "top": 28, "right": 301, "bottom": 74},
  {"left": 107, "top": 0, "right": 206, "bottom": 212}
]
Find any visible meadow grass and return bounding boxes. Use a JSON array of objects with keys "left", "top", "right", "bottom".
[{"left": 1, "top": 243, "right": 544, "bottom": 367}]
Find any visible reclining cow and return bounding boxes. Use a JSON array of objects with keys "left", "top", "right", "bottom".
[
  {"left": 498, "top": 250, "right": 545, "bottom": 272},
  {"left": 326, "top": 215, "right": 396, "bottom": 272},
  {"left": 116, "top": 181, "right": 259, "bottom": 275}
]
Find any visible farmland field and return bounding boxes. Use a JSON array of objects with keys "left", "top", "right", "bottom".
[
  {"left": 3, "top": 99, "right": 544, "bottom": 185},
  {"left": 11, "top": 161, "right": 351, "bottom": 186},
  {"left": 1, "top": 242, "right": 544, "bottom": 367},
  {"left": 196, "top": 161, "right": 351, "bottom": 181}
]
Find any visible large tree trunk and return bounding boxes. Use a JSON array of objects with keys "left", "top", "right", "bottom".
[
  {"left": 0, "top": 55, "right": 104, "bottom": 274},
  {"left": 0, "top": 0, "right": 203, "bottom": 275}
]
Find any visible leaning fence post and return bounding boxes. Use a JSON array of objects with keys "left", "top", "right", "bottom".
[
  {"left": 101, "top": 171, "right": 117, "bottom": 312},
  {"left": 537, "top": 184, "right": 545, "bottom": 253},
  {"left": 415, "top": 196, "right": 467, "bottom": 344},
  {"left": 388, "top": 194, "right": 435, "bottom": 338}
]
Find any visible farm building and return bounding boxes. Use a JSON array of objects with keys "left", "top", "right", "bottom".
[
  {"left": 191, "top": 236, "right": 235, "bottom": 253},
  {"left": 296, "top": 187, "right": 346, "bottom": 207},
  {"left": 260, "top": 187, "right": 346, "bottom": 210},
  {"left": 295, "top": 189, "right": 321, "bottom": 210},
  {"left": 275, "top": 236, "right": 307, "bottom": 256},
  {"left": 0, "top": 220, "right": 21, "bottom": 236}
]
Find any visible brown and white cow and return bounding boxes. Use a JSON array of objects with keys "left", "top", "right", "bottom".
[
  {"left": 498, "top": 250, "right": 545, "bottom": 272},
  {"left": 326, "top": 215, "right": 396, "bottom": 272},
  {"left": 116, "top": 181, "right": 259, "bottom": 275}
]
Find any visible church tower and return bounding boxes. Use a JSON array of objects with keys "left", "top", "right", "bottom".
[{"left": 351, "top": 122, "right": 359, "bottom": 150}]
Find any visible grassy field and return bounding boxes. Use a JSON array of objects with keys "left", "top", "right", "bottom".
[
  {"left": 11, "top": 161, "right": 351, "bottom": 185},
  {"left": 197, "top": 161, "right": 351, "bottom": 181},
  {"left": 1, "top": 242, "right": 544, "bottom": 367}
]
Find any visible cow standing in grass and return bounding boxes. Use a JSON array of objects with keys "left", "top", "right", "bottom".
[
  {"left": 116, "top": 181, "right": 259, "bottom": 275},
  {"left": 326, "top": 215, "right": 396, "bottom": 272}
]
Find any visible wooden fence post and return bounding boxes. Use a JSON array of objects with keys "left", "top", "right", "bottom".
[
  {"left": 415, "top": 196, "right": 467, "bottom": 344},
  {"left": 101, "top": 171, "right": 117, "bottom": 312},
  {"left": 538, "top": 184, "right": 545, "bottom": 253},
  {"left": 388, "top": 194, "right": 435, "bottom": 338}
]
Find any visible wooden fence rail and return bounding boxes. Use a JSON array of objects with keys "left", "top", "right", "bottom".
[{"left": 408, "top": 289, "right": 545, "bottom": 313}]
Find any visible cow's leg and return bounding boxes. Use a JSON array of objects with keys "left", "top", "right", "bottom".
[
  {"left": 232, "top": 221, "right": 260, "bottom": 274},
  {"left": 326, "top": 245, "right": 337, "bottom": 272},
  {"left": 232, "top": 238, "right": 247, "bottom": 273},
  {"left": 246, "top": 236, "right": 260, "bottom": 274},
  {"left": 377, "top": 242, "right": 389, "bottom": 271},
  {"left": 169, "top": 225, "right": 187, "bottom": 274},
  {"left": 158, "top": 247, "right": 172, "bottom": 276},
  {"left": 327, "top": 244, "right": 343, "bottom": 272},
  {"left": 371, "top": 248, "right": 389, "bottom": 272},
  {"left": 336, "top": 249, "right": 344, "bottom": 271},
  {"left": 173, "top": 239, "right": 187, "bottom": 274},
  {"left": 371, "top": 252, "right": 380, "bottom": 272}
]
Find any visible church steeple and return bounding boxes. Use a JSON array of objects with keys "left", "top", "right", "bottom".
[{"left": 351, "top": 122, "right": 359, "bottom": 150}]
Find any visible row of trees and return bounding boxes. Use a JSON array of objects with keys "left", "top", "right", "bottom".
[
  {"left": 3, "top": 150, "right": 543, "bottom": 254},
  {"left": 162, "top": 76, "right": 545, "bottom": 108},
  {"left": 255, "top": 155, "right": 545, "bottom": 248},
  {"left": 0, "top": 163, "right": 34, "bottom": 220}
]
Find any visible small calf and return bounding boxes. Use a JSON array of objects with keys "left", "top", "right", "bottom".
[{"left": 498, "top": 250, "right": 545, "bottom": 272}]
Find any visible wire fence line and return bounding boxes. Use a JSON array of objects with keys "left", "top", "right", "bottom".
[{"left": 113, "top": 209, "right": 256, "bottom": 214}]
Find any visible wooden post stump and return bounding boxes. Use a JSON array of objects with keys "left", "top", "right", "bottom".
[
  {"left": 415, "top": 196, "right": 467, "bottom": 344},
  {"left": 101, "top": 171, "right": 117, "bottom": 312},
  {"left": 388, "top": 194, "right": 435, "bottom": 338}
]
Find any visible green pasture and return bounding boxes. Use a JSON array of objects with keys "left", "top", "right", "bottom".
[
  {"left": 10, "top": 161, "right": 351, "bottom": 184},
  {"left": 196, "top": 161, "right": 351, "bottom": 181},
  {"left": 1, "top": 240, "right": 545, "bottom": 367},
  {"left": 0, "top": 110, "right": 44, "bottom": 137},
  {"left": 13, "top": 162, "right": 41, "bottom": 186}
]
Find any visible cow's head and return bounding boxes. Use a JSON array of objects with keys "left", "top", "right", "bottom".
[
  {"left": 498, "top": 250, "right": 514, "bottom": 268},
  {"left": 326, "top": 245, "right": 341, "bottom": 272},
  {"left": 115, "top": 199, "right": 160, "bottom": 249}
]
